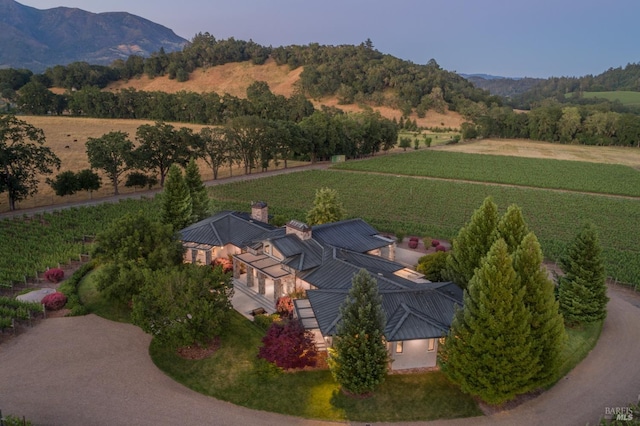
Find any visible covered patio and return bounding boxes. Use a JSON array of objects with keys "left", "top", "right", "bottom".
[{"left": 233, "top": 252, "right": 292, "bottom": 303}]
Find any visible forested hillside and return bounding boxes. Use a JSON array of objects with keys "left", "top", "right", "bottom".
[
  {"left": 508, "top": 63, "right": 640, "bottom": 110},
  {"left": 0, "top": 34, "right": 498, "bottom": 122}
]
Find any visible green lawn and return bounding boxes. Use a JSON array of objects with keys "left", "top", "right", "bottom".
[
  {"left": 575, "top": 91, "right": 640, "bottom": 107},
  {"left": 150, "top": 311, "right": 482, "bottom": 422},
  {"left": 77, "top": 270, "right": 131, "bottom": 323},
  {"left": 555, "top": 321, "right": 604, "bottom": 383}
]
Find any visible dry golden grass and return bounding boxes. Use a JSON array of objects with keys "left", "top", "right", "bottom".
[
  {"left": 1, "top": 116, "right": 300, "bottom": 212},
  {"left": 106, "top": 58, "right": 302, "bottom": 98},
  {"left": 433, "top": 138, "right": 640, "bottom": 168},
  {"left": 105, "top": 60, "right": 465, "bottom": 129}
]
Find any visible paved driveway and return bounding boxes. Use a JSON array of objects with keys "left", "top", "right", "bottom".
[{"left": 1, "top": 286, "right": 639, "bottom": 426}]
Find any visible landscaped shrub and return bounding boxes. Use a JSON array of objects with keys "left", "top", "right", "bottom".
[
  {"left": 408, "top": 239, "right": 419, "bottom": 249},
  {"left": 431, "top": 239, "right": 440, "bottom": 247},
  {"left": 44, "top": 268, "right": 64, "bottom": 283},
  {"left": 58, "top": 260, "right": 96, "bottom": 316},
  {"left": 276, "top": 296, "right": 294, "bottom": 319},
  {"left": 395, "top": 230, "right": 405, "bottom": 243},
  {"left": 212, "top": 257, "right": 233, "bottom": 274},
  {"left": 253, "top": 313, "right": 280, "bottom": 332},
  {"left": 258, "top": 319, "right": 317, "bottom": 369},
  {"left": 436, "top": 244, "right": 447, "bottom": 252},
  {"left": 417, "top": 251, "right": 450, "bottom": 281},
  {"left": 41, "top": 292, "right": 67, "bottom": 311},
  {"left": 423, "top": 236, "right": 432, "bottom": 248}
]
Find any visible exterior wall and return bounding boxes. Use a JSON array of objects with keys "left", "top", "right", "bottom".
[{"left": 388, "top": 339, "right": 438, "bottom": 370}]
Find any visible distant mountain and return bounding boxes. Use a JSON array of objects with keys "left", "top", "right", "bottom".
[
  {"left": 460, "top": 73, "right": 544, "bottom": 98},
  {"left": 0, "top": 0, "right": 187, "bottom": 72},
  {"left": 458, "top": 73, "right": 518, "bottom": 81}
]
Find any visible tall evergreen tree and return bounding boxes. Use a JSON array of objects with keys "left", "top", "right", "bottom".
[
  {"left": 513, "top": 232, "right": 566, "bottom": 388},
  {"left": 558, "top": 222, "right": 609, "bottom": 325},
  {"left": 161, "top": 164, "right": 192, "bottom": 231},
  {"left": 328, "top": 269, "right": 388, "bottom": 395},
  {"left": 446, "top": 196, "right": 499, "bottom": 288},
  {"left": 306, "top": 187, "right": 346, "bottom": 225},
  {"left": 495, "top": 204, "right": 530, "bottom": 254},
  {"left": 184, "top": 158, "right": 209, "bottom": 222},
  {"left": 440, "top": 239, "right": 537, "bottom": 405}
]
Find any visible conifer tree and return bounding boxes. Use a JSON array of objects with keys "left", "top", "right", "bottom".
[
  {"left": 306, "top": 187, "right": 346, "bottom": 225},
  {"left": 440, "top": 239, "right": 537, "bottom": 405},
  {"left": 558, "top": 222, "right": 609, "bottom": 325},
  {"left": 495, "top": 204, "right": 530, "bottom": 254},
  {"left": 328, "top": 269, "right": 388, "bottom": 395},
  {"left": 446, "top": 196, "right": 499, "bottom": 288},
  {"left": 161, "top": 164, "right": 192, "bottom": 231},
  {"left": 513, "top": 232, "right": 566, "bottom": 388},
  {"left": 184, "top": 158, "right": 209, "bottom": 222}
]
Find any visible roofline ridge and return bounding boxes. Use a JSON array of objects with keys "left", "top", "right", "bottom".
[{"left": 387, "top": 303, "right": 412, "bottom": 340}]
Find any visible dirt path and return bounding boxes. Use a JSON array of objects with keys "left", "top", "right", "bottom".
[{"left": 0, "top": 285, "right": 638, "bottom": 426}]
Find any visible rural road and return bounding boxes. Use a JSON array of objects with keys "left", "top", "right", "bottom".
[
  {"left": 0, "top": 285, "right": 638, "bottom": 426},
  {"left": 0, "top": 162, "right": 332, "bottom": 219}
]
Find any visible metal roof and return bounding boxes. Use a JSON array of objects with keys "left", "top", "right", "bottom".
[
  {"left": 305, "top": 283, "right": 462, "bottom": 341},
  {"left": 312, "top": 219, "right": 392, "bottom": 252},
  {"left": 179, "top": 211, "right": 277, "bottom": 248},
  {"left": 270, "top": 234, "right": 324, "bottom": 271}
]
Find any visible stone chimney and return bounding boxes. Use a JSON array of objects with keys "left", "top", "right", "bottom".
[
  {"left": 251, "top": 201, "right": 268, "bottom": 223},
  {"left": 286, "top": 219, "right": 312, "bottom": 240}
]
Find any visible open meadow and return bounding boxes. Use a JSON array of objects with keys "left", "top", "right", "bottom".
[{"left": 1, "top": 116, "right": 305, "bottom": 212}]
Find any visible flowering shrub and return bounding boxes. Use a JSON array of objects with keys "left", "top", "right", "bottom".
[
  {"left": 408, "top": 239, "right": 419, "bottom": 249},
  {"left": 431, "top": 239, "right": 440, "bottom": 247},
  {"left": 212, "top": 257, "right": 233, "bottom": 274},
  {"left": 42, "top": 292, "right": 67, "bottom": 310},
  {"left": 436, "top": 244, "right": 447, "bottom": 252},
  {"left": 258, "top": 319, "right": 317, "bottom": 369},
  {"left": 276, "top": 296, "right": 294, "bottom": 319},
  {"left": 44, "top": 268, "right": 64, "bottom": 283}
]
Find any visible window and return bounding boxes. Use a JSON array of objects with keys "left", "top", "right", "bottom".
[
  {"left": 396, "top": 341, "right": 403, "bottom": 354},
  {"left": 205, "top": 250, "right": 212, "bottom": 265},
  {"left": 191, "top": 249, "right": 197, "bottom": 263},
  {"left": 428, "top": 339, "right": 435, "bottom": 352}
]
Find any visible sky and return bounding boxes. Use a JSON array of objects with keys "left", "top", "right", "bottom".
[{"left": 16, "top": 0, "right": 640, "bottom": 79}]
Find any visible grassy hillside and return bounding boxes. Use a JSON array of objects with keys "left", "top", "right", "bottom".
[
  {"left": 579, "top": 91, "right": 640, "bottom": 107},
  {"left": 105, "top": 59, "right": 465, "bottom": 129}
]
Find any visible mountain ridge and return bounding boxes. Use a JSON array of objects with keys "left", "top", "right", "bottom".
[{"left": 0, "top": 0, "right": 187, "bottom": 72}]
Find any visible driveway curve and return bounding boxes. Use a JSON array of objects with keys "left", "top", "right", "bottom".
[{"left": 0, "top": 285, "right": 639, "bottom": 426}]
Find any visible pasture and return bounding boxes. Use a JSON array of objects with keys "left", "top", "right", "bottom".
[
  {"left": 1, "top": 116, "right": 304, "bottom": 213},
  {"left": 574, "top": 91, "right": 640, "bottom": 107}
]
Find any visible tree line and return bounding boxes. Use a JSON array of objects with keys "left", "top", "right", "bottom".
[
  {"left": 462, "top": 103, "right": 640, "bottom": 147},
  {"left": 1, "top": 109, "right": 398, "bottom": 210},
  {"left": 509, "top": 62, "right": 640, "bottom": 110}
]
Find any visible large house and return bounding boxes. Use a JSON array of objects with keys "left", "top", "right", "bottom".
[{"left": 179, "top": 202, "right": 463, "bottom": 370}]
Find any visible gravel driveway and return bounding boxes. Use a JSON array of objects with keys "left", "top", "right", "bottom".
[{"left": 0, "top": 285, "right": 639, "bottom": 426}]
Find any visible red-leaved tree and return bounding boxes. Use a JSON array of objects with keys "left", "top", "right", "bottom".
[{"left": 258, "top": 319, "right": 317, "bottom": 369}]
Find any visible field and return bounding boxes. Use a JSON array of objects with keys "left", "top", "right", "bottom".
[
  {"left": 332, "top": 150, "right": 640, "bottom": 197},
  {"left": 1, "top": 116, "right": 305, "bottom": 213},
  {"left": 207, "top": 170, "right": 640, "bottom": 285},
  {"left": 572, "top": 91, "right": 640, "bottom": 107},
  {"left": 433, "top": 138, "right": 640, "bottom": 168}
]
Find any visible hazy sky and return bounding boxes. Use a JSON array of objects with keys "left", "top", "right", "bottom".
[{"left": 17, "top": 0, "right": 640, "bottom": 78}]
